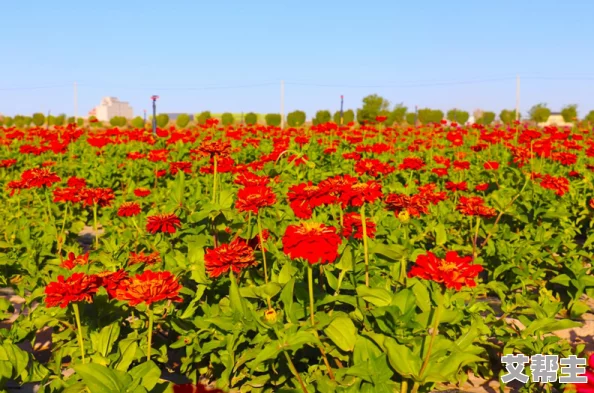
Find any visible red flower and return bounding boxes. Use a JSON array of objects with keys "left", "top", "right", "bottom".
[
  {"left": 173, "top": 383, "right": 226, "bottom": 393},
  {"left": 0, "top": 159, "right": 17, "bottom": 168},
  {"left": 53, "top": 187, "right": 81, "bottom": 204},
  {"left": 115, "top": 270, "right": 182, "bottom": 306},
  {"left": 128, "top": 251, "right": 162, "bottom": 266},
  {"left": 45, "top": 273, "right": 101, "bottom": 308},
  {"left": 409, "top": 251, "right": 482, "bottom": 291},
  {"left": 355, "top": 159, "right": 395, "bottom": 177},
  {"left": 60, "top": 252, "right": 90, "bottom": 270},
  {"left": 456, "top": 196, "right": 497, "bottom": 218},
  {"left": 539, "top": 174, "right": 570, "bottom": 196},
  {"left": 67, "top": 176, "right": 87, "bottom": 188},
  {"left": 118, "top": 202, "right": 141, "bottom": 217},
  {"left": 204, "top": 239, "right": 257, "bottom": 278},
  {"left": 170, "top": 161, "right": 193, "bottom": 175},
  {"left": 97, "top": 269, "right": 129, "bottom": 299},
  {"left": 287, "top": 182, "right": 335, "bottom": 219},
  {"left": 198, "top": 140, "right": 231, "bottom": 158},
  {"left": 20, "top": 168, "right": 61, "bottom": 188},
  {"left": 589, "top": 199, "right": 594, "bottom": 210},
  {"left": 385, "top": 193, "right": 430, "bottom": 217},
  {"left": 342, "top": 212, "right": 376, "bottom": 240},
  {"left": 452, "top": 160, "right": 470, "bottom": 170},
  {"left": 483, "top": 161, "right": 499, "bottom": 170},
  {"left": 235, "top": 186, "right": 277, "bottom": 214},
  {"left": 475, "top": 183, "right": 489, "bottom": 192},
  {"left": 146, "top": 213, "right": 182, "bottom": 234},
  {"left": 432, "top": 168, "right": 449, "bottom": 177},
  {"left": 282, "top": 222, "right": 342, "bottom": 265},
  {"left": 234, "top": 172, "right": 270, "bottom": 187},
  {"left": 375, "top": 115, "right": 387, "bottom": 123},
  {"left": 78, "top": 188, "right": 115, "bottom": 207},
  {"left": 340, "top": 181, "right": 384, "bottom": 207},
  {"left": 445, "top": 181, "right": 468, "bottom": 192},
  {"left": 342, "top": 152, "right": 361, "bottom": 161},
  {"left": 399, "top": 157, "right": 426, "bottom": 171},
  {"left": 134, "top": 188, "right": 151, "bottom": 197}
]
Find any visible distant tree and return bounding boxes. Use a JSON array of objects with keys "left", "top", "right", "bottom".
[
  {"left": 265, "top": 113, "right": 281, "bottom": 127},
  {"left": 499, "top": 109, "right": 518, "bottom": 125},
  {"left": 47, "top": 115, "right": 55, "bottom": 126},
  {"left": 66, "top": 116, "right": 75, "bottom": 124},
  {"left": 405, "top": 112, "right": 416, "bottom": 125},
  {"left": 245, "top": 112, "right": 258, "bottom": 125},
  {"left": 529, "top": 103, "right": 551, "bottom": 123},
  {"left": 77, "top": 118, "right": 84, "bottom": 127},
  {"left": 343, "top": 109, "right": 355, "bottom": 124},
  {"left": 287, "top": 110, "right": 306, "bottom": 127},
  {"left": 561, "top": 104, "right": 578, "bottom": 123},
  {"left": 23, "top": 116, "right": 32, "bottom": 127},
  {"left": 131, "top": 116, "right": 145, "bottom": 128},
  {"left": 446, "top": 109, "right": 469, "bottom": 124},
  {"left": 221, "top": 113, "right": 235, "bottom": 126},
  {"left": 109, "top": 117, "right": 119, "bottom": 127},
  {"left": 357, "top": 94, "right": 391, "bottom": 124},
  {"left": 387, "top": 104, "right": 407, "bottom": 125},
  {"left": 13, "top": 115, "right": 25, "bottom": 128},
  {"left": 479, "top": 111, "right": 496, "bottom": 125},
  {"left": 54, "top": 114, "right": 66, "bottom": 126},
  {"left": 32, "top": 113, "right": 45, "bottom": 127},
  {"left": 3, "top": 116, "right": 13, "bottom": 127},
  {"left": 118, "top": 116, "right": 128, "bottom": 127},
  {"left": 315, "top": 110, "right": 332, "bottom": 124},
  {"left": 156, "top": 114, "right": 169, "bottom": 128},
  {"left": 197, "top": 111, "right": 211, "bottom": 125},
  {"left": 417, "top": 108, "right": 443, "bottom": 124},
  {"left": 585, "top": 110, "right": 594, "bottom": 124},
  {"left": 175, "top": 113, "right": 191, "bottom": 128}
]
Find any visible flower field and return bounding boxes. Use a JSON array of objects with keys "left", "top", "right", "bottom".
[{"left": 1, "top": 118, "right": 594, "bottom": 393}]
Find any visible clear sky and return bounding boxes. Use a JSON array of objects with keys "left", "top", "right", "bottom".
[{"left": 1, "top": 0, "right": 594, "bottom": 119}]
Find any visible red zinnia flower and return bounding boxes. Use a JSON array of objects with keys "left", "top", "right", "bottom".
[
  {"left": 97, "top": 269, "right": 129, "bottom": 299},
  {"left": 204, "top": 239, "right": 257, "bottom": 278},
  {"left": 173, "top": 383, "right": 226, "bottom": 393},
  {"left": 53, "top": 187, "right": 81, "bottom": 203},
  {"left": 235, "top": 186, "right": 277, "bottom": 214},
  {"left": 67, "top": 176, "right": 87, "bottom": 188},
  {"left": 134, "top": 188, "right": 151, "bottom": 197},
  {"left": 146, "top": 213, "right": 182, "bottom": 234},
  {"left": 60, "top": 252, "right": 90, "bottom": 270},
  {"left": 539, "top": 174, "right": 570, "bottom": 196},
  {"left": 445, "top": 181, "right": 468, "bottom": 192},
  {"left": 78, "top": 188, "right": 115, "bottom": 207},
  {"left": 282, "top": 222, "right": 342, "bottom": 265},
  {"left": 44, "top": 273, "right": 101, "bottom": 308},
  {"left": 432, "top": 168, "right": 449, "bottom": 177},
  {"left": 198, "top": 140, "right": 231, "bottom": 158},
  {"left": 20, "top": 168, "right": 61, "bottom": 188},
  {"left": 456, "top": 196, "right": 497, "bottom": 218},
  {"left": 483, "top": 161, "right": 499, "bottom": 170},
  {"left": 342, "top": 212, "right": 376, "bottom": 240},
  {"left": 408, "top": 251, "right": 483, "bottom": 291},
  {"left": 115, "top": 270, "right": 182, "bottom": 306},
  {"left": 118, "top": 202, "right": 141, "bottom": 217},
  {"left": 287, "top": 182, "right": 335, "bottom": 219},
  {"left": 399, "top": 157, "right": 426, "bottom": 171},
  {"left": 340, "top": 181, "right": 384, "bottom": 207},
  {"left": 234, "top": 172, "right": 270, "bottom": 187},
  {"left": 475, "top": 183, "right": 489, "bottom": 192},
  {"left": 128, "top": 251, "right": 162, "bottom": 266},
  {"left": 452, "top": 160, "right": 470, "bottom": 170}
]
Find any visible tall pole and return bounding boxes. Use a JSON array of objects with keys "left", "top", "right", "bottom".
[
  {"left": 280, "top": 80, "right": 285, "bottom": 129},
  {"left": 151, "top": 95, "right": 159, "bottom": 135},
  {"left": 340, "top": 95, "right": 344, "bottom": 125},
  {"left": 515, "top": 74, "right": 520, "bottom": 121},
  {"left": 73, "top": 82, "right": 78, "bottom": 121}
]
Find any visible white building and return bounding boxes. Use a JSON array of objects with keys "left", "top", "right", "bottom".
[
  {"left": 538, "top": 112, "right": 573, "bottom": 128},
  {"left": 89, "top": 97, "right": 134, "bottom": 121}
]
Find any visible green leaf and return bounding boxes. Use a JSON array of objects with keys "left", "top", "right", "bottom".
[
  {"left": 357, "top": 286, "right": 392, "bottom": 307},
  {"left": 284, "top": 331, "right": 320, "bottom": 351},
  {"left": 324, "top": 317, "right": 357, "bottom": 352},
  {"left": 180, "top": 285, "right": 206, "bottom": 319},
  {"left": 434, "top": 223, "right": 447, "bottom": 246},
  {"left": 383, "top": 337, "right": 421, "bottom": 378},
  {"left": 73, "top": 363, "right": 131, "bottom": 393},
  {"left": 550, "top": 274, "right": 571, "bottom": 287},
  {"left": 128, "top": 361, "right": 161, "bottom": 391},
  {"left": 92, "top": 323, "right": 121, "bottom": 358},
  {"left": 411, "top": 281, "right": 431, "bottom": 313},
  {"left": 335, "top": 245, "right": 353, "bottom": 271},
  {"left": 372, "top": 244, "right": 406, "bottom": 261},
  {"left": 229, "top": 272, "right": 246, "bottom": 318},
  {"left": 115, "top": 339, "right": 139, "bottom": 371}
]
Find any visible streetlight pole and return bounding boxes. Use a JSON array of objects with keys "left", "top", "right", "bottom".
[
  {"left": 151, "top": 96, "right": 159, "bottom": 135},
  {"left": 340, "top": 95, "right": 344, "bottom": 125}
]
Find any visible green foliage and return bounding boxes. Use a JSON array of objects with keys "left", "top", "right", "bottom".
[
  {"left": 156, "top": 114, "right": 169, "bottom": 128},
  {"left": 130, "top": 116, "right": 145, "bottom": 129},
  {"left": 529, "top": 103, "right": 551, "bottom": 123},
  {"left": 585, "top": 110, "right": 594, "bottom": 124},
  {"left": 77, "top": 118, "right": 84, "bottom": 126},
  {"left": 109, "top": 116, "right": 127, "bottom": 127},
  {"left": 405, "top": 112, "right": 416, "bottom": 125},
  {"left": 287, "top": 110, "right": 306, "bottom": 127},
  {"left": 499, "top": 109, "right": 518, "bottom": 125},
  {"left": 4, "top": 116, "right": 13, "bottom": 127},
  {"left": 245, "top": 112, "right": 258, "bottom": 125},
  {"left": 477, "top": 111, "right": 496, "bottom": 125},
  {"left": 13, "top": 115, "right": 25, "bottom": 128},
  {"left": 53, "top": 114, "right": 66, "bottom": 126},
  {"left": 315, "top": 110, "right": 331, "bottom": 125},
  {"left": 67, "top": 116, "right": 75, "bottom": 124},
  {"left": 446, "top": 109, "right": 469, "bottom": 124},
  {"left": 387, "top": 104, "right": 407, "bottom": 125},
  {"left": 265, "top": 113, "right": 281, "bottom": 126},
  {"left": 196, "top": 111, "right": 211, "bottom": 125},
  {"left": 357, "top": 94, "right": 391, "bottom": 124},
  {"left": 221, "top": 112, "right": 235, "bottom": 126},
  {"left": 417, "top": 108, "right": 444, "bottom": 124},
  {"left": 32, "top": 113, "right": 45, "bottom": 127},
  {"left": 175, "top": 114, "right": 191, "bottom": 128},
  {"left": 561, "top": 104, "right": 578, "bottom": 123}
]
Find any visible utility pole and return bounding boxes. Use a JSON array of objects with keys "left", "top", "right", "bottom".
[
  {"left": 340, "top": 95, "right": 344, "bottom": 125},
  {"left": 151, "top": 95, "right": 159, "bottom": 135},
  {"left": 515, "top": 74, "right": 520, "bottom": 121},
  {"left": 73, "top": 82, "right": 78, "bottom": 121},
  {"left": 280, "top": 80, "right": 285, "bottom": 129}
]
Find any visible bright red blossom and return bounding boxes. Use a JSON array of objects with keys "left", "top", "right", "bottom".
[
  {"left": 342, "top": 212, "right": 376, "bottom": 240},
  {"left": 235, "top": 186, "right": 277, "bottom": 214},
  {"left": 115, "top": 270, "right": 182, "bottom": 306},
  {"left": 409, "top": 251, "right": 483, "bottom": 291},
  {"left": 45, "top": 273, "right": 101, "bottom": 308},
  {"left": 117, "top": 202, "right": 141, "bottom": 217},
  {"left": 146, "top": 213, "right": 182, "bottom": 234},
  {"left": 204, "top": 239, "right": 257, "bottom": 278},
  {"left": 282, "top": 222, "right": 342, "bottom": 265}
]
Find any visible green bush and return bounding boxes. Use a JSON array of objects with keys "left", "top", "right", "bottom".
[
  {"left": 3, "top": 116, "right": 13, "bottom": 127},
  {"left": 32, "top": 113, "right": 45, "bottom": 127},
  {"left": 478, "top": 111, "right": 496, "bottom": 125},
  {"left": 417, "top": 108, "right": 443, "bottom": 125},
  {"left": 245, "top": 112, "right": 258, "bottom": 125},
  {"left": 221, "top": 113, "right": 235, "bottom": 126},
  {"left": 77, "top": 118, "right": 84, "bottom": 127},
  {"left": 175, "top": 114, "right": 191, "bottom": 128},
  {"left": 499, "top": 109, "right": 518, "bottom": 125},
  {"left": 67, "top": 116, "right": 75, "bottom": 124},
  {"left": 446, "top": 109, "right": 469, "bottom": 124},
  {"left": 265, "top": 113, "right": 281, "bottom": 127},
  {"left": 356, "top": 94, "right": 390, "bottom": 124},
  {"left": 156, "top": 114, "right": 169, "bottom": 128},
  {"left": 405, "top": 113, "right": 416, "bottom": 125},
  {"left": 584, "top": 110, "right": 594, "bottom": 124},
  {"left": 387, "top": 105, "right": 407, "bottom": 125},
  {"left": 561, "top": 104, "right": 578, "bottom": 123},
  {"left": 53, "top": 114, "right": 66, "bottom": 126},
  {"left": 315, "top": 110, "right": 331, "bottom": 124},
  {"left": 287, "top": 110, "right": 306, "bottom": 127},
  {"left": 529, "top": 103, "right": 551, "bottom": 123},
  {"left": 13, "top": 115, "right": 25, "bottom": 128},
  {"left": 131, "top": 116, "right": 145, "bottom": 129},
  {"left": 197, "top": 111, "right": 211, "bottom": 125}
]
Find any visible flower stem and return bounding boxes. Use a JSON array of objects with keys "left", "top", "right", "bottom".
[
  {"left": 57, "top": 203, "right": 69, "bottom": 258},
  {"left": 212, "top": 155, "right": 218, "bottom": 204},
  {"left": 92, "top": 203, "right": 99, "bottom": 249},
  {"left": 400, "top": 379, "right": 408, "bottom": 393},
  {"left": 307, "top": 265, "right": 315, "bottom": 326},
  {"left": 146, "top": 305, "right": 154, "bottom": 361},
  {"left": 360, "top": 204, "right": 370, "bottom": 287},
  {"left": 418, "top": 289, "right": 445, "bottom": 381},
  {"left": 72, "top": 303, "right": 85, "bottom": 364},
  {"left": 256, "top": 211, "right": 269, "bottom": 284},
  {"left": 472, "top": 216, "right": 481, "bottom": 259}
]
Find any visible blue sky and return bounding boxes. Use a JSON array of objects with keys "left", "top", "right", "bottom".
[{"left": 1, "top": 0, "right": 594, "bottom": 119}]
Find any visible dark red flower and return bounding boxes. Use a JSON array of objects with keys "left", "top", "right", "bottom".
[
  {"left": 234, "top": 172, "right": 270, "bottom": 187},
  {"left": 20, "top": 168, "right": 61, "bottom": 188},
  {"left": 539, "top": 174, "right": 570, "bottom": 196},
  {"left": 53, "top": 187, "right": 81, "bottom": 203},
  {"left": 204, "top": 239, "right": 257, "bottom": 278},
  {"left": 409, "top": 251, "right": 482, "bottom": 291},
  {"left": 45, "top": 273, "right": 101, "bottom": 308},
  {"left": 235, "top": 186, "right": 277, "bottom": 214},
  {"left": 78, "top": 188, "right": 115, "bottom": 207},
  {"left": 67, "top": 176, "right": 87, "bottom": 188},
  {"left": 118, "top": 202, "right": 141, "bottom": 217},
  {"left": 134, "top": 188, "right": 151, "bottom": 197},
  {"left": 456, "top": 196, "right": 497, "bottom": 218},
  {"left": 173, "top": 383, "right": 226, "bottom": 393},
  {"left": 342, "top": 212, "right": 376, "bottom": 240},
  {"left": 282, "top": 222, "right": 342, "bottom": 265},
  {"left": 445, "top": 181, "right": 468, "bottom": 192},
  {"left": 483, "top": 161, "right": 499, "bottom": 170},
  {"left": 115, "top": 270, "right": 182, "bottom": 306},
  {"left": 340, "top": 181, "right": 384, "bottom": 207},
  {"left": 60, "top": 252, "right": 90, "bottom": 270},
  {"left": 399, "top": 157, "right": 426, "bottom": 171},
  {"left": 128, "top": 251, "right": 162, "bottom": 266},
  {"left": 287, "top": 182, "right": 335, "bottom": 219},
  {"left": 146, "top": 213, "right": 182, "bottom": 234},
  {"left": 475, "top": 183, "right": 489, "bottom": 192},
  {"left": 97, "top": 269, "right": 129, "bottom": 299}
]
